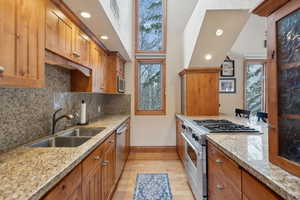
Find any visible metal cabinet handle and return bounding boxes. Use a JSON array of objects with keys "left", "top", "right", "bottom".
[
  {"left": 93, "top": 156, "right": 100, "bottom": 160},
  {"left": 102, "top": 160, "right": 109, "bottom": 166},
  {"left": 216, "top": 185, "right": 224, "bottom": 190},
  {"left": 216, "top": 159, "right": 223, "bottom": 164},
  {"left": 0, "top": 66, "right": 4, "bottom": 73}
]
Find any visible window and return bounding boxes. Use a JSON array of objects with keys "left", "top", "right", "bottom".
[
  {"left": 244, "top": 60, "right": 267, "bottom": 112},
  {"left": 135, "top": 59, "right": 166, "bottom": 115},
  {"left": 135, "top": 0, "right": 167, "bottom": 115},
  {"left": 136, "top": 0, "right": 167, "bottom": 53}
]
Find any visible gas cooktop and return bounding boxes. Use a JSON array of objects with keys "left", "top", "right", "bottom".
[{"left": 193, "top": 119, "right": 259, "bottom": 133}]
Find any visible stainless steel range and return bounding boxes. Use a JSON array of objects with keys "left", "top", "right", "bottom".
[{"left": 181, "top": 119, "right": 259, "bottom": 200}]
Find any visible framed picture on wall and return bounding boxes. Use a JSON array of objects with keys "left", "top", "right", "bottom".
[
  {"left": 221, "top": 57, "right": 235, "bottom": 77},
  {"left": 219, "top": 78, "right": 236, "bottom": 93}
]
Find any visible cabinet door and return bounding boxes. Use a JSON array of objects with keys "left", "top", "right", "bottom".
[
  {"left": 90, "top": 43, "right": 101, "bottom": 92},
  {"left": 0, "top": 0, "right": 45, "bottom": 88},
  {"left": 101, "top": 142, "right": 116, "bottom": 200},
  {"left": 268, "top": 1, "right": 300, "bottom": 178},
  {"left": 100, "top": 51, "right": 108, "bottom": 92},
  {"left": 176, "top": 118, "right": 184, "bottom": 161},
  {"left": 46, "top": 0, "right": 73, "bottom": 59},
  {"left": 82, "top": 166, "right": 102, "bottom": 200},
  {"left": 242, "top": 170, "right": 282, "bottom": 200},
  {"left": 125, "top": 119, "right": 131, "bottom": 160},
  {"left": 73, "top": 27, "right": 90, "bottom": 66}
]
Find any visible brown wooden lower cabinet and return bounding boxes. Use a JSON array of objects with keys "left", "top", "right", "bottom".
[
  {"left": 175, "top": 117, "right": 185, "bottom": 161},
  {"left": 208, "top": 142, "right": 283, "bottom": 200},
  {"left": 42, "top": 126, "right": 127, "bottom": 200},
  {"left": 242, "top": 170, "right": 282, "bottom": 200}
]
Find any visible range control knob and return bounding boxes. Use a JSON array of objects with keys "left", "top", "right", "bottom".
[
  {"left": 194, "top": 136, "right": 199, "bottom": 141},
  {"left": 192, "top": 133, "right": 196, "bottom": 138}
]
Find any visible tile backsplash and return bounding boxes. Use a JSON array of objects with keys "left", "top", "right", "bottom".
[{"left": 0, "top": 65, "right": 130, "bottom": 152}]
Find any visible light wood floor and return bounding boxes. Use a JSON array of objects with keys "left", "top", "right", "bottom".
[{"left": 112, "top": 152, "right": 195, "bottom": 200}]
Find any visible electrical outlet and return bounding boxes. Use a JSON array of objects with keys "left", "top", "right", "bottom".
[{"left": 98, "top": 105, "right": 102, "bottom": 113}]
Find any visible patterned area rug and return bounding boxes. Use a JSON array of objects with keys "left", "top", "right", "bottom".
[{"left": 133, "top": 173, "right": 172, "bottom": 200}]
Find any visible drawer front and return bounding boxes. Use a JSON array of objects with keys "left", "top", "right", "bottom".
[
  {"left": 82, "top": 133, "right": 115, "bottom": 177},
  {"left": 208, "top": 158, "right": 242, "bottom": 200},
  {"left": 43, "top": 164, "right": 82, "bottom": 200},
  {"left": 242, "top": 170, "right": 283, "bottom": 200},
  {"left": 208, "top": 142, "right": 242, "bottom": 200}
]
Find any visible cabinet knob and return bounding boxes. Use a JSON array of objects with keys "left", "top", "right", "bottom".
[
  {"left": 93, "top": 156, "right": 100, "bottom": 160},
  {"left": 216, "top": 185, "right": 224, "bottom": 190},
  {"left": 101, "top": 160, "right": 109, "bottom": 166},
  {"left": 0, "top": 66, "right": 4, "bottom": 73},
  {"left": 215, "top": 159, "right": 223, "bottom": 164}
]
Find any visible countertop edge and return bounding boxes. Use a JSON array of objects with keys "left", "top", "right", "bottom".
[{"left": 32, "top": 115, "right": 130, "bottom": 200}]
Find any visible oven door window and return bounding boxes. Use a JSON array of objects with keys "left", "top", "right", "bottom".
[{"left": 187, "top": 143, "right": 197, "bottom": 167}]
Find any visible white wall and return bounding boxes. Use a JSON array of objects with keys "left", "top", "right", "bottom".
[
  {"left": 126, "top": 0, "right": 197, "bottom": 147},
  {"left": 219, "top": 14, "right": 267, "bottom": 114},
  {"left": 98, "top": 0, "right": 133, "bottom": 59}
]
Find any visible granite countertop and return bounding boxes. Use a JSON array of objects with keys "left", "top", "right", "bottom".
[
  {"left": 176, "top": 114, "right": 300, "bottom": 200},
  {"left": 0, "top": 114, "right": 130, "bottom": 200}
]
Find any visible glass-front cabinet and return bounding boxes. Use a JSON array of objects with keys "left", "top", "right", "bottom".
[{"left": 266, "top": 0, "right": 300, "bottom": 178}]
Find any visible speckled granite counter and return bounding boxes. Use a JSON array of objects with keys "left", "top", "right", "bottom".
[
  {"left": 176, "top": 114, "right": 300, "bottom": 200},
  {"left": 0, "top": 114, "right": 130, "bottom": 200}
]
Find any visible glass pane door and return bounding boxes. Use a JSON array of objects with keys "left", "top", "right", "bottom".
[{"left": 277, "top": 8, "right": 300, "bottom": 164}]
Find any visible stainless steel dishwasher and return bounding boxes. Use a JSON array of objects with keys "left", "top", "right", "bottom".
[{"left": 116, "top": 123, "right": 128, "bottom": 179}]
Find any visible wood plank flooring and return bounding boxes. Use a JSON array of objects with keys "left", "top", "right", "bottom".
[{"left": 112, "top": 152, "right": 195, "bottom": 200}]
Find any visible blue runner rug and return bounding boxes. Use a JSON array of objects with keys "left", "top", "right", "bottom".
[{"left": 133, "top": 173, "right": 172, "bottom": 200}]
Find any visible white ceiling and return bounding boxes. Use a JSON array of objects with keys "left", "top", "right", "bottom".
[{"left": 189, "top": 9, "right": 250, "bottom": 67}]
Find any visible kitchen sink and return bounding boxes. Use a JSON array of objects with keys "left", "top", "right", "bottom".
[
  {"left": 59, "top": 127, "right": 106, "bottom": 137},
  {"left": 29, "top": 136, "right": 91, "bottom": 148}
]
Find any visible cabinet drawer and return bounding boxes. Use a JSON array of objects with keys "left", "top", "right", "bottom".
[
  {"left": 208, "top": 142, "right": 242, "bottom": 200},
  {"left": 242, "top": 170, "right": 282, "bottom": 200},
  {"left": 43, "top": 164, "right": 82, "bottom": 200},
  {"left": 82, "top": 133, "right": 115, "bottom": 177}
]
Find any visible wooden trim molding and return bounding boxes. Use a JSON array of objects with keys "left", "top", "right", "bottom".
[
  {"left": 135, "top": 59, "right": 166, "bottom": 115},
  {"left": 252, "top": 0, "right": 290, "bottom": 17},
  {"left": 130, "top": 146, "right": 176, "bottom": 153},
  {"left": 179, "top": 67, "right": 220, "bottom": 76}
]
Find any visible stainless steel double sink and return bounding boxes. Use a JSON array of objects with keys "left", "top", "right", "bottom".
[{"left": 28, "top": 127, "right": 106, "bottom": 148}]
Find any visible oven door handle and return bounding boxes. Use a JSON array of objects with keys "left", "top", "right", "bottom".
[{"left": 181, "top": 132, "right": 198, "bottom": 153}]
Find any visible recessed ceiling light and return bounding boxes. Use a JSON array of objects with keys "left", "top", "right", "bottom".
[
  {"left": 205, "top": 54, "right": 212, "bottom": 60},
  {"left": 100, "top": 35, "right": 109, "bottom": 40},
  {"left": 216, "top": 29, "right": 224, "bottom": 36},
  {"left": 80, "top": 12, "right": 91, "bottom": 18}
]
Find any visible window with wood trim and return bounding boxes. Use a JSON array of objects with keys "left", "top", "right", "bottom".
[
  {"left": 135, "top": 0, "right": 167, "bottom": 53},
  {"left": 135, "top": 59, "right": 166, "bottom": 115},
  {"left": 135, "top": 0, "right": 167, "bottom": 115}
]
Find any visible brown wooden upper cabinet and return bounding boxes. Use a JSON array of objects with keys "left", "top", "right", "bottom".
[
  {"left": 253, "top": 0, "right": 300, "bottom": 178},
  {"left": 0, "top": 0, "right": 45, "bottom": 88},
  {"left": 72, "top": 26, "right": 91, "bottom": 67},
  {"left": 179, "top": 68, "right": 220, "bottom": 116},
  {"left": 46, "top": 0, "right": 73, "bottom": 60}
]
